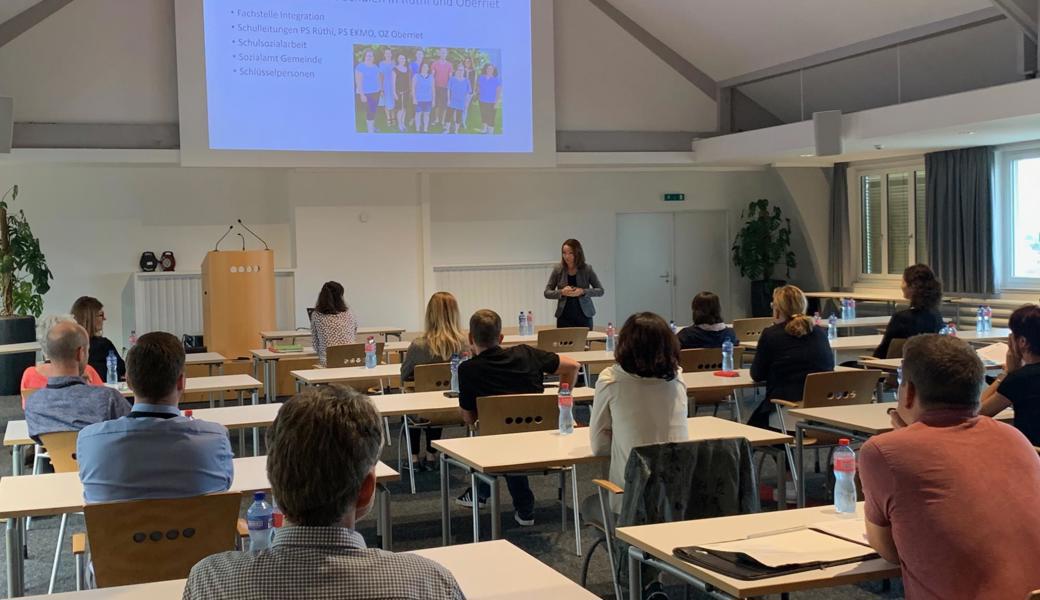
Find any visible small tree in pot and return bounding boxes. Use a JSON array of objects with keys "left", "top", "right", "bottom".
[
  {"left": 0, "top": 185, "right": 53, "bottom": 394},
  {"left": 731, "top": 198, "right": 796, "bottom": 317}
]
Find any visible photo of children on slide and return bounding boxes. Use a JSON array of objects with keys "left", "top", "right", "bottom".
[{"left": 354, "top": 45, "right": 503, "bottom": 135}]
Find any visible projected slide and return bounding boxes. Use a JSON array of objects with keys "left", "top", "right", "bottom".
[{"left": 202, "top": 1, "right": 532, "bottom": 153}]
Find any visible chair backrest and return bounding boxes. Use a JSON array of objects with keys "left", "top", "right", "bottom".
[
  {"left": 732, "top": 318, "right": 774, "bottom": 343},
  {"left": 476, "top": 393, "right": 558, "bottom": 436},
  {"left": 326, "top": 342, "right": 384, "bottom": 368},
  {"left": 801, "top": 370, "right": 883, "bottom": 409},
  {"left": 38, "top": 431, "right": 79, "bottom": 473},
  {"left": 885, "top": 338, "right": 907, "bottom": 359},
  {"left": 679, "top": 347, "right": 746, "bottom": 373},
  {"left": 414, "top": 362, "right": 451, "bottom": 392},
  {"left": 536, "top": 327, "right": 588, "bottom": 352},
  {"left": 85, "top": 492, "right": 241, "bottom": 588}
]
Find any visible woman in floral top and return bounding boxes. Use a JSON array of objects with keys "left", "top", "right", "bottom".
[{"left": 310, "top": 281, "right": 358, "bottom": 367}]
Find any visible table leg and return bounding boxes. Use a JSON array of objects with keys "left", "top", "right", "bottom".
[
  {"left": 489, "top": 474, "right": 501, "bottom": 540},
  {"left": 251, "top": 389, "right": 260, "bottom": 456},
  {"left": 268, "top": 360, "right": 277, "bottom": 405},
  {"left": 237, "top": 391, "right": 246, "bottom": 453},
  {"left": 11, "top": 444, "right": 23, "bottom": 477},
  {"left": 440, "top": 452, "right": 451, "bottom": 546},
  {"left": 777, "top": 447, "right": 787, "bottom": 511},
  {"left": 207, "top": 364, "right": 215, "bottom": 409},
  {"left": 6, "top": 516, "right": 24, "bottom": 597},
  {"left": 377, "top": 484, "right": 392, "bottom": 550},
  {"left": 627, "top": 547, "right": 642, "bottom": 600},
  {"left": 470, "top": 473, "right": 480, "bottom": 543},
  {"left": 796, "top": 423, "right": 806, "bottom": 508}
]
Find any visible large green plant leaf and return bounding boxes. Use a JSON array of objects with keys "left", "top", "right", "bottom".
[
  {"left": 0, "top": 192, "right": 53, "bottom": 317},
  {"left": 731, "top": 198, "right": 797, "bottom": 282}
]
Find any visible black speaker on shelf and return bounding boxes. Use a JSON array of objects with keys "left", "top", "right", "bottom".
[{"left": 183, "top": 334, "right": 206, "bottom": 354}]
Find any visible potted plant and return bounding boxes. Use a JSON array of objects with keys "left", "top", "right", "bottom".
[
  {"left": 731, "top": 198, "right": 796, "bottom": 317},
  {"left": 0, "top": 185, "right": 53, "bottom": 394}
]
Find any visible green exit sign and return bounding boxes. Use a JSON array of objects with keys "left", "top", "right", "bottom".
[{"left": 663, "top": 193, "right": 686, "bottom": 202}]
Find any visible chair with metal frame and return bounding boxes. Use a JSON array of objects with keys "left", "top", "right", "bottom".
[
  {"left": 37, "top": 431, "right": 80, "bottom": 594},
  {"left": 397, "top": 363, "right": 465, "bottom": 494},
  {"left": 536, "top": 327, "right": 589, "bottom": 352},
  {"left": 679, "top": 347, "right": 746, "bottom": 421},
  {"left": 474, "top": 393, "right": 583, "bottom": 555}
]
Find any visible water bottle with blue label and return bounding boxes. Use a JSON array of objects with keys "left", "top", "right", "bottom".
[
  {"left": 850, "top": 298, "right": 857, "bottom": 320},
  {"left": 976, "top": 306, "right": 985, "bottom": 333},
  {"left": 605, "top": 322, "right": 615, "bottom": 352},
  {"left": 106, "top": 350, "right": 118, "bottom": 385},
  {"left": 669, "top": 320, "right": 678, "bottom": 334},
  {"left": 364, "top": 336, "right": 377, "bottom": 369},
  {"left": 558, "top": 383, "right": 574, "bottom": 435},
  {"left": 827, "top": 314, "right": 838, "bottom": 341},
  {"left": 833, "top": 439, "right": 857, "bottom": 515},
  {"left": 450, "top": 353, "right": 460, "bottom": 393},
  {"left": 984, "top": 305, "right": 993, "bottom": 331},
  {"left": 840, "top": 298, "right": 849, "bottom": 321},
  {"left": 721, "top": 340, "right": 734, "bottom": 373},
  {"left": 246, "top": 492, "right": 273, "bottom": 551},
  {"left": 519, "top": 311, "right": 528, "bottom": 336}
]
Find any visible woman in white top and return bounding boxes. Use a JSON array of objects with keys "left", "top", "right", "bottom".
[
  {"left": 589, "top": 312, "right": 688, "bottom": 513},
  {"left": 309, "top": 281, "right": 358, "bottom": 367}
]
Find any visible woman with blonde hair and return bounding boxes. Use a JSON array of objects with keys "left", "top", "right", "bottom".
[
  {"left": 401, "top": 291, "right": 468, "bottom": 469},
  {"left": 749, "top": 285, "right": 833, "bottom": 428},
  {"left": 71, "top": 296, "right": 125, "bottom": 382}
]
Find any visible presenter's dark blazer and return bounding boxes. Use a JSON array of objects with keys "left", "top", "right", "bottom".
[{"left": 544, "top": 264, "right": 604, "bottom": 318}]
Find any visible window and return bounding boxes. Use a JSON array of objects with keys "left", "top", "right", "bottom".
[
  {"left": 999, "top": 147, "right": 1040, "bottom": 288},
  {"left": 852, "top": 164, "right": 927, "bottom": 279}
]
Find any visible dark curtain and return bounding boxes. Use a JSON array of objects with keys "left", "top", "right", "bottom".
[
  {"left": 925, "top": 147, "right": 995, "bottom": 296},
  {"left": 829, "top": 162, "right": 851, "bottom": 291}
]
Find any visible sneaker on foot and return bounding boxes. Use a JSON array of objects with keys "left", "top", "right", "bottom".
[
  {"left": 514, "top": 511, "right": 535, "bottom": 527},
  {"left": 455, "top": 488, "right": 487, "bottom": 509}
]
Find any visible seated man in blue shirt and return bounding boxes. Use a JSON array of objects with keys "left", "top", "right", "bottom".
[
  {"left": 77, "top": 331, "right": 234, "bottom": 503},
  {"left": 25, "top": 320, "right": 130, "bottom": 443}
]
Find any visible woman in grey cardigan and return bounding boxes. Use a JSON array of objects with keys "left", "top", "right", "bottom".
[{"left": 544, "top": 238, "right": 605, "bottom": 329}]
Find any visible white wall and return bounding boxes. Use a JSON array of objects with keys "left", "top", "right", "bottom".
[
  {"left": 0, "top": 0, "right": 717, "bottom": 132},
  {"left": 0, "top": 164, "right": 292, "bottom": 346}
]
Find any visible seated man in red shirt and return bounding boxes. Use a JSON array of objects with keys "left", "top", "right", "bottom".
[{"left": 860, "top": 334, "right": 1040, "bottom": 600}]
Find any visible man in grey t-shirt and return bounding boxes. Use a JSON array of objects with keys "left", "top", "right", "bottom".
[{"left": 25, "top": 321, "right": 130, "bottom": 442}]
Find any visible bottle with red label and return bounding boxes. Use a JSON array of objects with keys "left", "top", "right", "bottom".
[{"left": 833, "top": 438, "right": 857, "bottom": 514}]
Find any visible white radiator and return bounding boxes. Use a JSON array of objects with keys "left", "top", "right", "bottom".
[
  {"left": 433, "top": 262, "right": 559, "bottom": 328},
  {"left": 126, "top": 270, "right": 295, "bottom": 338}
]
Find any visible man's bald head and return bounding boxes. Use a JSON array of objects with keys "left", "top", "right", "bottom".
[{"left": 44, "top": 321, "right": 89, "bottom": 367}]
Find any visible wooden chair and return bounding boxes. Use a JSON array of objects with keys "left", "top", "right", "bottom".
[
  {"left": 326, "top": 342, "right": 385, "bottom": 368},
  {"left": 679, "top": 347, "right": 746, "bottom": 421},
  {"left": 732, "top": 317, "right": 773, "bottom": 344},
  {"left": 397, "top": 363, "right": 465, "bottom": 494},
  {"left": 475, "top": 393, "right": 581, "bottom": 555},
  {"left": 80, "top": 492, "right": 241, "bottom": 588},
  {"left": 771, "top": 370, "right": 884, "bottom": 489},
  {"left": 536, "top": 327, "right": 589, "bottom": 352},
  {"left": 38, "top": 431, "right": 80, "bottom": 594}
]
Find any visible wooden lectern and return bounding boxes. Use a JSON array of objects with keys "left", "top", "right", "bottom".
[{"left": 201, "top": 250, "right": 276, "bottom": 359}]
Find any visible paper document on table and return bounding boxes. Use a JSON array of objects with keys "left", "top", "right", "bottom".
[
  {"left": 697, "top": 529, "right": 874, "bottom": 568},
  {"left": 809, "top": 517, "right": 870, "bottom": 546},
  {"left": 976, "top": 343, "right": 1007, "bottom": 368}
]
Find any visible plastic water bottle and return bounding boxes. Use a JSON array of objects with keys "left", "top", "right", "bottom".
[
  {"left": 246, "top": 492, "right": 274, "bottom": 551},
  {"left": 833, "top": 439, "right": 857, "bottom": 515},
  {"left": 183, "top": 409, "right": 193, "bottom": 420},
  {"left": 128, "top": 330, "right": 137, "bottom": 349},
  {"left": 527, "top": 310, "right": 534, "bottom": 334},
  {"left": 721, "top": 340, "right": 734, "bottom": 373},
  {"left": 450, "top": 353, "right": 460, "bottom": 393},
  {"left": 840, "top": 298, "right": 849, "bottom": 321},
  {"left": 939, "top": 323, "right": 950, "bottom": 336},
  {"left": 271, "top": 498, "right": 284, "bottom": 529},
  {"left": 669, "top": 320, "right": 678, "bottom": 334},
  {"left": 519, "top": 311, "right": 528, "bottom": 336},
  {"left": 827, "top": 314, "right": 838, "bottom": 341},
  {"left": 984, "top": 305, "right": 993, "bottom": 331},
  {"left": 976, "top": 306, "right": 985, "bottom": 332},
  {"left": 947, "top": 321, "right": 958, "bottom": 337},
  {"left": 105, "top": 350, "right": 118, "bottom": 384},
  {"left": 813, "top": 311, "right": 820, "bottom": 326},
  {"left": 364, "top": 336, "right": 377, "bottom": 369},
  {"left": 605, "top": 322, "right": 615, "bottom": 352},
  {"left": 850, "top": 298, "right": 857, "bottom": 320},
  {"left": 557, "top": 383, "right": 574, "bottom": 435}
]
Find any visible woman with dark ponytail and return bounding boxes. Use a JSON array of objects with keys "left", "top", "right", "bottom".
[{"left": 749, "top": 285, "right": 834, "bottom": 428}]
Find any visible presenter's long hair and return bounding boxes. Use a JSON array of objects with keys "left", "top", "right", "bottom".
[
  {"left": 314, "top": 281, "right": 348, "bottom": 315},
  {"left": 422, "top": 292, "right": 466, "bottom": 360},
  {"left": 561, "top": 239, "right": 586, "bottom": 270},
  {"left": 71, "top": 296, "right": 105, "bottom": 336}
]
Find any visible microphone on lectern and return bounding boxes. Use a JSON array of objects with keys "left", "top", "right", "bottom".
[
  {"left": 237, "top": 219, "right": 270, "bottom": 250},
  {"left": 237, "top": 233, "right": 246, "bottom": 251},
  {"left": 214, "top": 225, "right": 234, "bottom": 251}
]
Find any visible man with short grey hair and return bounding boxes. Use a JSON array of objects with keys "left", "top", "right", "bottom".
[
  {"left": 25, "top": 321, "right": 130, "bottom": 442},
  {"left": 183, "top": 385, "right": 464, "bottom": 600}
]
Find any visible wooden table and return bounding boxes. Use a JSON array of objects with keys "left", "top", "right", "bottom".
[
  {"left": 0, "top": 457, "right": 399, "bottom": 597},
  {"left": 616, "top": 503, "right": 899, "bottom": 599},
  {"left": 16, "top": 539, "right": 599, "bottom": 600},
  {"left": 744, "top": 329, "right": 1011, "bottom": 363},
  {"left": 786, "top": 402, "right": 1014, "bottom": 507},
  {"left": 260, "top": 327, "right": 406, "bottom": 344},
  {"left": 823, "top": 316, "right": 891, "bottom": 330},
  {"left": 0, "top": 342, "right": 40, "bottom": 356},
  {"left": 250, "top": 347, "right": 317, "bottom": 404},
  {"left": 292, "top": 363, "right": 401, "bottom": 389},
  {"left": 431, "top": 417, "right": 791, "bottom": 549},
  {"left": 501, "top": 331, "right": 607, "bottom": 346}
]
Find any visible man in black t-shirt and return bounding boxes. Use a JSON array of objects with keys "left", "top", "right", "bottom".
[
  {"left": 456, "top": 309, "right": 580, "bottom": 526},
  {"left": 981, "top": 304, "right": 1040, "bottom": 445}
]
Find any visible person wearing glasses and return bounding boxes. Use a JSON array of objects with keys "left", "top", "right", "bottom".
[{"left": 71, "top": 296, "right": 125, "bottom": 382}]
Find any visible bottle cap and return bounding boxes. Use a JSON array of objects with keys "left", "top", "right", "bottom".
[
  {"left": 560, "top": 383, "right": 570, "bottom": 391},
  {"left": 184, "top": 410, "right": 193, "bottom": 418},
  {"left": 839, "top": 438, "right": 850, "bottom": 446},
  {"left": 253, "top": 492, "right": 265, "bottom": 501}
]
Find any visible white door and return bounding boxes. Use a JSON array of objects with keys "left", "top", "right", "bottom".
[
  {"left": 673, "top": 211, "right": 731, "bottom": 325},
  {"left": 615, "top": 213, "right": 674, "bottom": 325}
]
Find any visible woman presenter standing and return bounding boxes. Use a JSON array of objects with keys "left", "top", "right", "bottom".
[{"left": 544, "top": 239, "right": 604, "bottom": 329}]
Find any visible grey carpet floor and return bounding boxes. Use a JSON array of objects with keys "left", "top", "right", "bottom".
[{"left": 0, "top": 392, "right": 904, "bottom": 599}]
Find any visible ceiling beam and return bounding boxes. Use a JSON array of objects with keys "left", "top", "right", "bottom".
[
  {"left": 719, "top": 7, "right": 1007, "bottom": 88},
  {"left": 585, "top": 0, "right": 718, "bottom": 99},
  {"left": 991, "top": 0, "right": 1038, "bottom": 42},
  {"left": 0, "top": 0, "right": 75, "bottom": 48}
]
